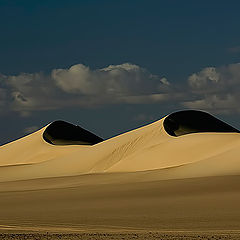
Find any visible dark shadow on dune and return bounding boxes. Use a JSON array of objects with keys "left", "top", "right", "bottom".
[
  {"left": 43, "top": 120, "right": 104, "bottom": 145},
  {"left": 163, "top": 110, "right": 240, "bottom": 137}
]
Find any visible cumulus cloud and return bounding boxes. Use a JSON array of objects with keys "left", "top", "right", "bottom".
[
  {"left": 1, "top": 62, "right": 240, "bottom": 116},
  {"left": 0, "top": 63, "right": 171, "bottom": 115},
  {"left": 53, "top": 63, "right": 169, "bottom": 96},
  {"left": 188, "top": 67, "right": 220, "bottom": 91},
  {"left": 183, "top": 63, "right": 240, "bottom": 113}
]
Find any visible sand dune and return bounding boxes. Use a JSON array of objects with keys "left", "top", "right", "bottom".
[
  {"left": 0, "top": 110, "right": 240, "bottom": 232},
  {"left": 0, "top": 110, "right": 239, "bottom": 182}
]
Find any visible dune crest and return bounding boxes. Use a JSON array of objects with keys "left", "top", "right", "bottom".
[
  {"left": 164, "top": 110, "right": 239, "bottom": 136},
  {"left": 43, "top": 120, "right": 103, "bottom": 145}
]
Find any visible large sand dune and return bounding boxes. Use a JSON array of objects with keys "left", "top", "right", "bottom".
[
  {"left": 0, "top": 110, "right": 239, "bottom": 181},
  {"left": 0, "top": 110, "right": 240, "bottom": 232}
]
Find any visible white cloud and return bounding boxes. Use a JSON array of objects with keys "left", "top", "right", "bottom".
[
  {"left": 0, "top": 63, "right": 171, "bottom": 115},
  {"left": 53, "top": 63, "right": 169, "bottom": 96},
  {"left": 188, "top": 67, "right": 220, "bottom": 91},
  {"left": 1, "top": 62, "right": 240, "bottom": 116},
  {"left": 183, "top": 63, "right": 240, "bottom": 113}
]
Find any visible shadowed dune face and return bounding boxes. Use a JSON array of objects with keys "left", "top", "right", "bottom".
[
  {"left": 43, "top": 120, "right": 104, "bottom": 145},
  {"left": 163, "top": 110, "right": 240, "bottom": 137}
]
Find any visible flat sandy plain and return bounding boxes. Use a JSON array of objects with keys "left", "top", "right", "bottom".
[
  {"left": 0, "top": 111, "right": 240, "bottom": 239},
  {"left": 0, "top": 174, "right": 240, "bottom": 239},
  {"left": 0, "top": 231, "right": 240, "bottom": 240}
]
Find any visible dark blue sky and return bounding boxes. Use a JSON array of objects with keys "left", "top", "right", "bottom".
[
  {"left": 1, "top": 0, "right": 240, "bottom": 144},
  {"left": 1, "top": 0, "right": 240, "bottom": 76}
]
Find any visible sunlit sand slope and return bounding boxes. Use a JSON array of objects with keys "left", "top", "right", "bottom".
[
  {"left": 0, "top": 110, "right": 240, "bottom": 182},
  {"left": 0, "top": 110, "right": 240, "bottom": 231},
  {"left": 0, "top": 126, "right": 85, "bottom": 166}
]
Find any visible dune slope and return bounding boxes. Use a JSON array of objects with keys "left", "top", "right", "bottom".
[
  {"left": 0, "top": 110, "right": 240, "bottom": 231},
  {"left": 0, "top": 110, "right": 240, "bottom": 182}
]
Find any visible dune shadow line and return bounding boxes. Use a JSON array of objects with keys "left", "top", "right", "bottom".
[
  {"left": 43, "top": 120, "right": 103, "bottom": 145},
  {"left": 163, "top": 110, "right": 240, "bottom": 137}
]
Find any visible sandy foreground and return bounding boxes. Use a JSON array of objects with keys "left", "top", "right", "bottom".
[
  {"left": 0, "top": 111, "right": 240, "bottom": 238},
  {"left": 0, "top": 174, "right": 240, "bottom": 237},
  {"left": 0, "top": 232, "right": 240, "bottom": 240}
]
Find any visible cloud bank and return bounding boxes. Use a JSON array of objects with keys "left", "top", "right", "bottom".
[
  {"left": 0, "top": 63, "right": 171, "bottom": 114},
  {"left": 184, "top": 63, "right": 240, "bottom": 114},
  {"left": 0, "top": 62, "right": 240, "bottom": 115}
]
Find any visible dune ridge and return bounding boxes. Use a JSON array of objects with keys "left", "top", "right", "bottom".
[
  {"left": 43, "top": 120, "right": 103, "bottom": 145},
  {"left": 0, "top": 110, "right": 239, "bottom": 182}
]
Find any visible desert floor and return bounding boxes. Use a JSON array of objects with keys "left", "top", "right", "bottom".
[
  {"left": 0, "top": 173, "right": 240, "bottom": 239},
  {"left": 0, "top": 231, "right": 240, "bottom": 240}
]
